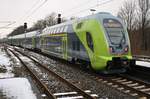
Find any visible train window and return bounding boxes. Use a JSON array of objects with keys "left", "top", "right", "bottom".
[
  {"left": 56, "top": 27, "right": 61, "bottom": 33},
  {"left": 86, "top": 32, "right": 94, "bottom": 51},
  {"left": 49, "top": 28, "right": 51, "bottom": 34},
  {"left": 103, "top": 19, "right": 126, "bottom": 45},
  {"left": 48, "top": 28, "right": 50, "bottom": 33},
  {"left": 51, "top": 28, "right": 53, "bottom": 33},
  {"left": 72, "top": 41, "right": 80, "bottom": 51},
  {"left": 77, "top": 41, "right": 80, "bottom": 51},
  {"left": 52, "top": 28, "right": 55, "bottom": 33},
  {"left": 56, "top": 27, "right": 59, "bottom": 33},
  {"left": 76, "top": 22, "right": 83, "bottom": 29},
  {"left": 72, "top": 41, "right": 76, "bottom": 50},
  {"left": 55, "top": 28, "right": 58, "bottom": 33},
  {"left": 53, "top": 28, "right": 56, "bottom": 33},
  {"left": 51, "top": 28, "right": 54, "bottom": 33},
  {"left": 60, "top": 27, "right": 64, "bottom": 33},
  {"left": 57, "top": 27, "right": 60, "bottom": 33},
  {"left": 67, "top": 25, "right": 73, "bottom": 33},
  {"left": 64, "top": 26, "right": 68, "bottom": 32},
  {"left": 45, "top": 29, "right": 47, "bottom": 33}
]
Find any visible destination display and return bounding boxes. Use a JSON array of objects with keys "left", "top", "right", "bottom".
[{"left": 103, "top": 19, "right": 123, "bottom": 28}]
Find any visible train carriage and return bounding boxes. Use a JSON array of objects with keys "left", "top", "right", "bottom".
[
  {"left": 8, "top": 30, "right": 40, "bottom": 49},
  {"left": 7, "top": 12, "right": 135, "bottom": 74},
  {"left": 40, "top": 24, "right": 68, "bottom": 59}
]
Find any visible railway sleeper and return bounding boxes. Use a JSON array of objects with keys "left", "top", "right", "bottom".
[
  {"left": 53, "top": 90, "right": 98, "bottom": 99},
  {"left": 133, "top": 85, "right": 145, "bottom": 89}
]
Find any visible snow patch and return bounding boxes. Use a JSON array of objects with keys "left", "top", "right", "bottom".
[
  {"left": 0, "top": 78, "right": 37, "bottom": 99},
  {"left": 0, "top": 73, "right": 14, "bottom": 78},
  {"left": 20, "top": 56, "right": 32, "bottom": 62},
  {"left": 0, "top": 52, "right": 10, "bottom": 66}
]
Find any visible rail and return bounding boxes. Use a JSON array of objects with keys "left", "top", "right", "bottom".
[{"left": 8, "top": 47, "right": 96, "bottom": 99}]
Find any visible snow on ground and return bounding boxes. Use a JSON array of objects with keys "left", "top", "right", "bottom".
[
  {"left": 0, "top": 73, "right": 14, "bottom": 78},
  {"left": 136, "top": 61, "right": 150, "bottom": 68},
  {"left": 0, "top": 78, "right": 37, "bottom": 99},
  {"left": 0, "top": 47, "right": 14, "bottom": 78},
  {"left": 20, "top": 56, "right": 32, "bottom": 62},
  {"left": 0, "top": 49, "right": 10, "bottom": 66}
]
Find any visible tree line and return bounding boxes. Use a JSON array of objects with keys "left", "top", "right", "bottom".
[
  {"left": 118, "top": 0, "right": 150, "bottom": 54},
  {"left": 8, "top": 12, "right": 66, "bottom": 37}
]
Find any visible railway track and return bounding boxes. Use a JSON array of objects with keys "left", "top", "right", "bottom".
[
  {"left": 92, "top": 73, "right": 150, "bottom": 99},
  {"left": 7, "top": 47, "right": 98, "bottom": 99},
  {"left": 8, "top": 45, "right": 150, "bottom": 98}
]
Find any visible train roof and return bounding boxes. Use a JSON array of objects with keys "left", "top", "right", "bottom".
[
  {"left": 40, "top": 12, "right": 117, "bottom": 36},
  {"left": 8, "top": 30, "right": 40, "bottom": 39}
]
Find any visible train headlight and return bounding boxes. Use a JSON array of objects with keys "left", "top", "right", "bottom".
[
  {"left": 109, "top": 46, "right": 114, "bottom": 53},
  {"left": 124, "top": 46, "right": 128, "bottom": 52}
]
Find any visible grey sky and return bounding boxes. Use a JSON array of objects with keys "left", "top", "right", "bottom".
[{"left": 0, "top": 0, "right": 125, "bottom": 38}]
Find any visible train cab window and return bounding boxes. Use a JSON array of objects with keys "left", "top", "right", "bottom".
[
  {"left": 103, "top": 19, "right": 126, "bottom": 45},
  {"left": 86, "top": 32, "right": 94, "bottom": 51}
]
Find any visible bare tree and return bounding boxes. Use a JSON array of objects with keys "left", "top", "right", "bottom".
[
  {"left": 8, "top": 26, "right": 25, "bottom": 36},
  {"left": 33, "top": 19, "right": 46, "bottom": 30},
  {"left": 137, "top": 0, "right": 150, "bottom": 50},
  {"left": 118, "top": 0, "right": 136, "bottom": 32},
  {"left": 45, "top": 12, "right": 57, "bottom": 26},
  {"left": 8, "top": 12, "right": 67, "bottom": 36}
]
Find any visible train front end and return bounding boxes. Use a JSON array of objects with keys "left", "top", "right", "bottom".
[
  {"left": 73, "top": 12, "right": 135, "bottom": 74},
  {"left": 101, "top": 18, "right": 135, "bottom": 73}
]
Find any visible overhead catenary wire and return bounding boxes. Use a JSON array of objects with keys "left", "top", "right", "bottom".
[
  {"left": 22, "top": 0, "right": 48, "bottom": 22},
  {"left": 64, "top": 0, "right": 114, "bottom": 18},
  {"left": 0, "top": 21, "right": 15, "bottom": 23},
  {"left": 62, "top": 0, "right": 93, "bottom": 15},
  {"left": 0, "top": 21, "right": 16, "bottom": 29},
  {"left": 18, "top": 0, "right": 42, "bottom": 22},
  {"left": 0, "top": 27, "right": 18, "bottom": 29},
  {"left": 3, "top": 0, "right": 112, "bottom": 30},
  {"left": 0, "top": 0, "right": 43, "bottom": 30},
  {"left": 16, "top": 0, "right": 45, "bottom": 24}
]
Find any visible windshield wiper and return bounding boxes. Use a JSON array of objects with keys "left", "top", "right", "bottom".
[{"left": 119, "top": 31, "right": 125, "bottom": 44}]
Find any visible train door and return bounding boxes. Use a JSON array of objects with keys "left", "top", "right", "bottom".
[
  {"left": 32, "top": 37, "right": 36, "bottom": 48},
  {"left": 62, "top": 36, "right": 67, "bottom": 60}
]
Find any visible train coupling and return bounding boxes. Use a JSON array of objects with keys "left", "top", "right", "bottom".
[{"left": 106, "top": 57, "right": 135, "bottom": 72}]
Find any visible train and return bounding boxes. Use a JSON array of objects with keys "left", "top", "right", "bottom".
[{"left": 7, "top": 12, "right": 135, "bottom": 74}]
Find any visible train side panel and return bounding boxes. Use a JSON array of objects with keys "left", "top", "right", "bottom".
[
  {"left": 67, "top": 32, "right": 89, "bottom": 62},
  {"left": 40, "top": 33, "right": 68, "bottom": 60}
]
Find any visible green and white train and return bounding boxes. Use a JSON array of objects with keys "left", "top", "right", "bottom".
[{"left": 8, "top": 12, "right": 135, "bottom": 74}]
